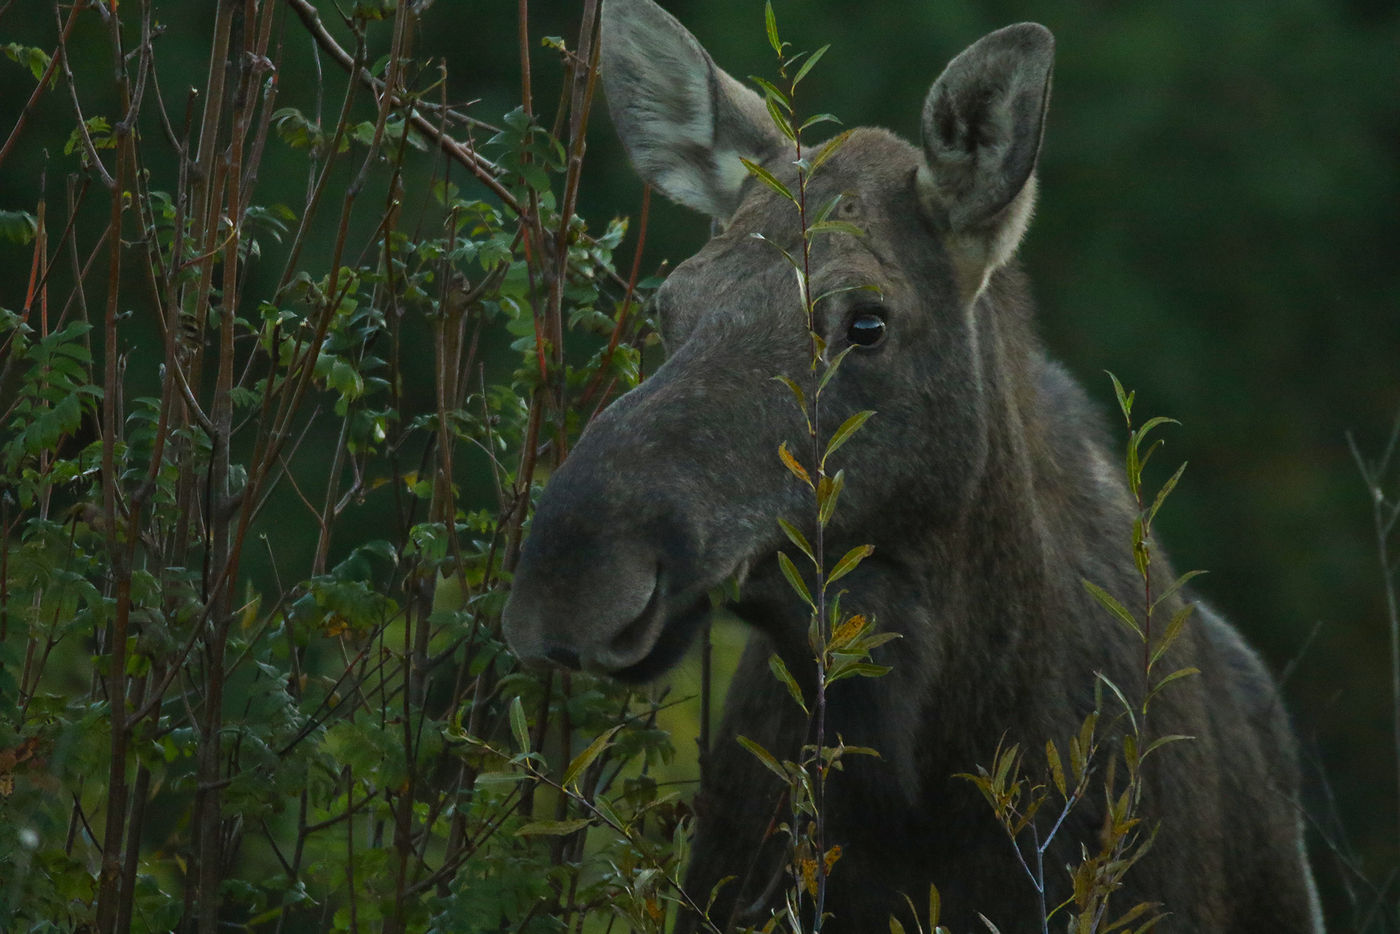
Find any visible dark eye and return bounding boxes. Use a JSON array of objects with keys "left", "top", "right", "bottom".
[{"left": 847, "top": 308, "right": 887, "bottom": 348}]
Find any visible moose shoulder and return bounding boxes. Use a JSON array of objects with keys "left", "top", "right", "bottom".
[{"left": 503, "top": 0, "right": 1324, "bottom": 930}]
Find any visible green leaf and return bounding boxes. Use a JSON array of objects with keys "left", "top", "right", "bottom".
[
  {"left": 1147, "top": 460, "right": 1188, "bottom": 528},
  {"left": 806, "top": 219, "right": 864, "bottom": 239},
  {"left": 2, "top": 43, "right": 54, "bottom": 85},
  {"left": 827, "top": 544, "right": 873, "bottom": 588},
  {"left": 1135, "top": 415, "right": 1180, "bottom": 445},
  {"left": 772, "top": 374, "right": 807, "bottom": 412},
  {"left": 823, "top": 409, "right": 874, "bottom": 466},
  {"left": 508, "top": 695, "right": 531, "bottom": 754},
  {"left": 0, "top": 210, "right": 37, "bottom": 245},
  {"left": 778, "top": 551, "right": 814, "bottom": 609},
  {"left": 737, "top": 734, "right": 789, "bottom": 783},
  {"left": 799, "top": 112, "right": 842, "bottom": 134},
  {"left": 1107, "top": 370, "right": 1133, "bottom": 423},
  {"left": 1147, "top": 666, "right": 1201, "bottom": 704},
  {"left": 765, "top": 96, "right": 797, "bottom": 142},
  {"left": 562, "top": 725, "right": 621, "bottom": 789},
  {"left": 826, "top": 660, "right": 892, "bottom": 684},
  {"left": 1095, "top": 673, "right": 1138, "bottom": 733},
  {"left": 1150, "top": 569, "right": 1208, "bottom": 615},
  {"left": 764, "top": 1, "right": 782, "bottom": 55},
  {"left": 768, "top": 653, "right": 808, "bottom": 713},
  {"left": 1140, "top": 733, "right": 1194, "bottom": 760},
  {"left": 777, "top": 517, "right": 816, "bottom": 564},
  {"left": 749, "top": 231, "right": 801, "bottom": 271},
  {"left": 516, "top": 818, "right": 592, "bottom": 836},
  {"left": 749, "top": 75, "right": 792, "bottom": 112},
  {"left": 1046, "top": 740, "right": 1067, "bottom": 797},
  {"left": 741, "top": 157, "right": 795, "bottom": 203},
  {"left": 1082, "top": 579, "right": 1142, "bottom": 639},
  {"left": 809, "top": 128, "right": 855, "bottom": 176},
  {"left": 817, "top": 468, "right": 846, "bottom": 527},
  {"left": 814, "top": 195, "right": 851, "bottom": 228},
  {"left": 817, "top": 345, "right": 856, "bottom": 396},
  {"left": 1148, "top": 602, "right": 1197, "bottom": 670},
  {"left": 791, "top": 43, "right": 829, "bottom": 87}
]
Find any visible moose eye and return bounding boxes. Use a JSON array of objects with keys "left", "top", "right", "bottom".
[{"left": 847, "top": 308, "right": 887, "bottom": 348}]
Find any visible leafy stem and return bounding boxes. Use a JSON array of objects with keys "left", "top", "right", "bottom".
[{"left": 739, "top": 5, "right": 890, "bottom": 930}]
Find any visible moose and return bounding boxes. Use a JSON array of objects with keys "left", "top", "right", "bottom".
[{"left": 503, "top": 0, "right": 1324, "bottom": 930}]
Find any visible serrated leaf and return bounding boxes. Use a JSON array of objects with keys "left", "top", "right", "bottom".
[
  {"left": 1082, "top": 579, "right": 1142, "bottom": 639},
  {"left": 740, "top": 157, "right": 795, "bottom": 203},
  {"left": 778, "top": 551, "right": 814, "bottom": 609},
  {"left": 823, "top": 409, "right": 874, "bottom": 466},
  {"left": 768, "top": 653, "right": 807, "bottom": 713},
  {"left": 562, "top": 724, "right": 621, "bottom": 789},
  {"left": 779, "top": 440, "right": 813, "bottom": 489},
  {"left": 516, "top": 818, "right": 592, "bottom": 836},
  {"left": 827, "top": 544, "right": 873, "bottom": 588},
  {"left": 791, "top": 43, "right": 829, "bottom": 87},
  {"left": 508, "top": 695, "right": 530, "bottom": 754}
]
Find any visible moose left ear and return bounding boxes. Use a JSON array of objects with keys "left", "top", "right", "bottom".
[
  {"left": 601, "top": 0, "right": 785, "bottom": 219},
  {"left": 918, "top": 23, "right": 1054, "bottom": 290}
]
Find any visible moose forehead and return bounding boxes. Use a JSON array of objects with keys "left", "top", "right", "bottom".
[{"left": 654, "top": 127, "right": 936, "bottom": 329}]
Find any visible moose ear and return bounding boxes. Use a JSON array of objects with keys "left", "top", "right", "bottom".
[
  {"left": 601, "top": 0, "right": 784, "bottom": 218},
  {"left": 918, "top": 23, "right": 1054, "bottom": 285}
]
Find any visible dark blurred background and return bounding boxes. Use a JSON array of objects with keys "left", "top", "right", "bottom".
[{"left": 2, "top": 0, "right": 1396, "bottom": 925}]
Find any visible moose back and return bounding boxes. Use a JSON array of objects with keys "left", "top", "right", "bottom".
[{"left": 503, "top": 1, "right": 1324, "bottom": 930}]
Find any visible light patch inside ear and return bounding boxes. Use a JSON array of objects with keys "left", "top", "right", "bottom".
[
  {"left": 712, "top": 149, "right": 754, "bottom": 204},
  {"left": 919, "top": 164, "right": 1038, "bottom": 303}
]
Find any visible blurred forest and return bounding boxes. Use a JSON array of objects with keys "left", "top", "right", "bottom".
[{"left": 0, "top": 0, "right": 1396, "bottom": 929}]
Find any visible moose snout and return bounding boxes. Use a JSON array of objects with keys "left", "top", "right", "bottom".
[{"left": 502, "top": 537, "right": 672, "bottom": 676}]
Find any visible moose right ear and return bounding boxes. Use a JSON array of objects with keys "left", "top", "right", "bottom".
[
  {"left": 601, "top": 0, "right": 785, "bottom": 219},
  {"left": 918, "top": 23, "right": 1054, "bottom": 296}
]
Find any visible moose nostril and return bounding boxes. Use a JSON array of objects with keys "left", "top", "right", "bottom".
[{"left": 546, "top": 646, "right": 582, "bottom": 670}]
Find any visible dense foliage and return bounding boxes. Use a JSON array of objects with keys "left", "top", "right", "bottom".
[{"left": 0, "top": 1, "right": 1395, "bottom": 932}]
